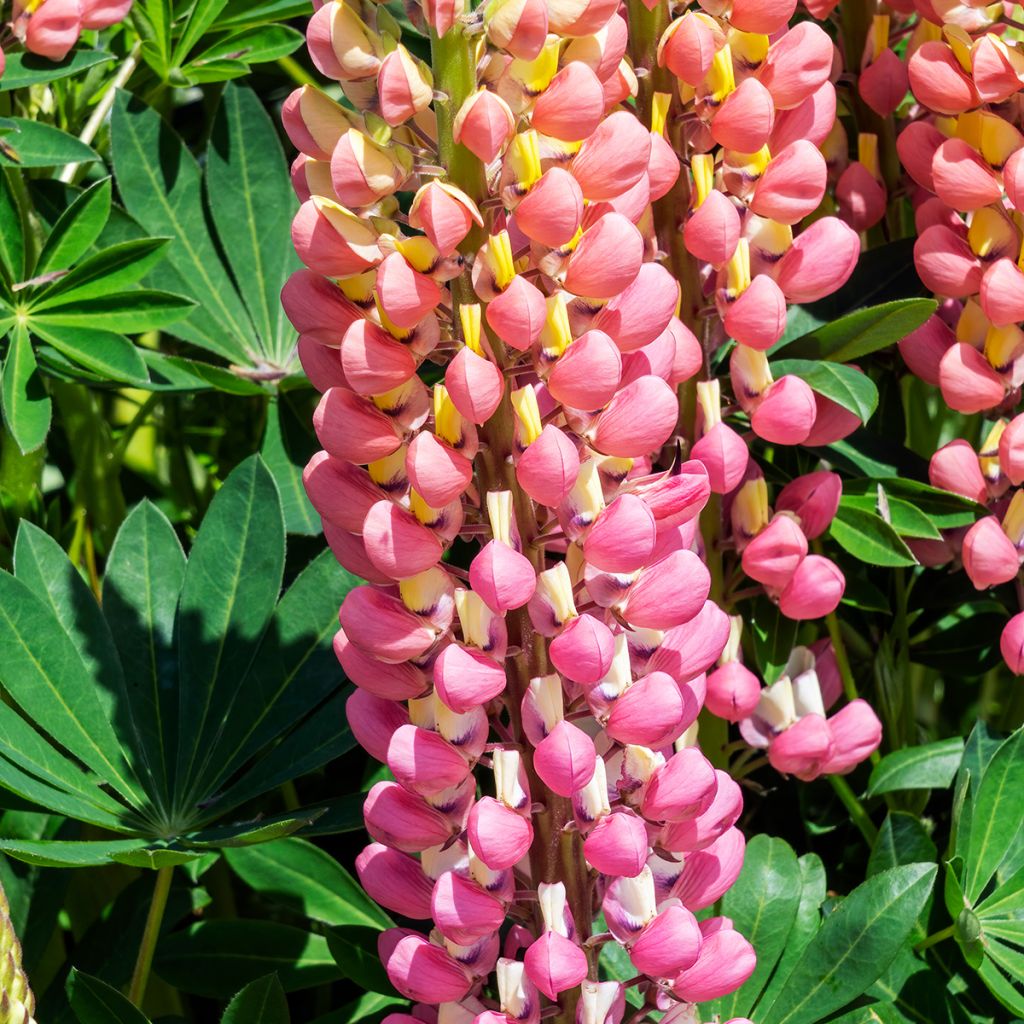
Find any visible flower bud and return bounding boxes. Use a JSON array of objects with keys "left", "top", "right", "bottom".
[
  {"left": 962, "top": 516, "right": 1019, "bottom": 589},
  {"left": 778, "top": 555, "right": 845, "bottom": 620},
  {"left": 1000, "top": 611, "right": 1024, "bottom": 674},
  {"left": 381, "top": 930, "right": 472, "bottom": 1003},
  {"left": 671, "top": 924, "right": 756, "bottom": 1002},
  {"left": 775, "top": 471, "right": 842, "bottom": 540}
]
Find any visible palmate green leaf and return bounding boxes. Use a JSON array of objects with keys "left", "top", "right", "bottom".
[
  {"left": 32, "top": 324, "right": 149, "bottom": 385},
  {"left": 186, "top": 25, "right": 304, "bottom": 75},
  {"left": 142, "top": 351, "right": 268, "bottom": 395},
  {"left": 171, "top": 0, "right": 230, "bottom": 67},
  {"left": 0, "top": 570, "right": 145, "bottom": 806},
  {"left": 978, "top": 956, "right": 1024, "bottom": 1017},
  {"left": 868, "top": 813, "right": 938, "bottom": 878},
  {"left": 200, "top": 549, "right": 353, "bottom": 795},
  {"left": 750, "top": 596, "right": 799, "bottom": 684},
  {"left": 829, "top": 505, "right": 918, "bottom": 567},
  {"left": 777, "top": 299, "right": 936, "bottom": 363},
  {"left": 261, "top": 397, "right": 318, "bottom": 534},
  {"left": 0, "top": 700, "right": 129, "bottom": 824},
  {"left": 714, "top": 835, "right": 803, "bottom": 1021},
  {"left": 0, "top": 746, "right": 129, "bottom": 830},
  {"left": 34, "top": 177, "right": 112, "bottom": 278},
  {"left": 101, "top": 501, "right": 186, "bottom": 815},
  {"left": 206, "top": 83, "right": 301, "bottom": 366},
  {"left": 758, "top": 863, "right": 937, "bottom": 1024},
  {"left": 0, "top": 170, "right": 25, "bottom": 282},
  {"left": 30, "top": 237, "right": 170, "bottom": 307},
  {"left": 975, "top": 860, "right": 1024, "bottom": 918},
  {"left": 111, "top": 90, "right": 257, "bottom": 364},
  {"left": 0, "top": 120, "right": 97, "bottom": 168},
  {"left": 0, "top": 837, "right": 151, "bottom": 868},
  {"left": 68, "top": 968, "right": 152, "bottom": 1024},
  {"left": 202, "top": 691, "right": 353, "bottom": 819},
  {"left": 1, "top": 323, "right": 50, "bottom": 453},
  {"left": 218, "top": 0, "right": 312, "bottom": 29},
  {"left": 30, "top": 289, "right": 196, "bottom": 333},
  {"left": 757, "top": 854, "right": 827, "bottom": 1014},
  {"left": 174, "top": 456, "right": 285, "bottom": 809},
  {"left": 182, "top": 57, "right": 250, "bottom": 82},
  {"left": 843, "top": 477, "right": 982, "bottom": 531},
  {"left": 225, "top": 838, "right": 391, "bottom": 930},
  {"left": 222, "top": 976, "right": 289, "bottom": 1024},
  {"left": 868, "top": 738, "right": 964, "bottom": 797},
  {"left": 156, "top": 921, "right": 343, "bottom": 997},
  {"left": 13, "top": 521, "right": 158, "bottom": 807},
  {"left": 134, "top": 0, "right": 173, "bottom": 78},
  {"left": 771, "top": 358, "right": 878, "bottom": 423},
  {"left": 183, "top": 809, "right": 324, "bottom": 849},
  {"left": 0, "top": 50, "right": 113, "bottom": 91},
  {"left": 315, "top": 993, "right": 406, "bottom": 1024},
  {"left": 327, "top": 926, "right": 396, "bottom": 997},
  {"left": 963, "top": 728, "right": 1024, "bottom": 903},
  {"left": 840, "top": 493, "right": 942, "bottom": 541}
]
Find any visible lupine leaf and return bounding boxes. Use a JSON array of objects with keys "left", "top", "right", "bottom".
[
  {"left": 771, "top": 359, "right": 878, "bottom": 423},
  {"left": 868, "top": 739, "right": 965, "bottom": 797},
  {"left": 777, "top": 299, "right": 936, "bottom": 363},
  {"left": 34, "top": 177, "right": 112, "bottom": 277},
  {"left": 840, "top": 493, "right": 942, "bottom": 541},
  {"left": 758, "top": 863, "right": 937, "bottom": 1024},
  {"left": 31, "top": 237, "right": 170, "bottom": 306},
  {"left": 0, "top": 838, "right": 151, "bottom": 868},
  {"left": 111, "top": 90, "right": 256, "bottom": 363},
  {"left": 964, "top": 729, "right": 1024, "bottom": 903},
  {"left": 0, "top": 571, "right": 145, "bottom": 805},
  {"left": 868, "top": 814, "right": 938, "bottom": 877},
  {"left": 30, "top": 289, "right": 196, "bottom": 333},
  {"left": 101, "top": 500, "right": 187, "bottom": 815},
  {"left": 1, "top": 323, "right": 50, "bottom": 452},
  {"left": 200, "top": 549, "right": 351, "bottom": 795},
  {"left": 222, "top": 975, "right": 289, "bottom": 1024},
  {"left": 174, "top": 456, "right": 285, "bottom": 807},
  {"left": 67, "top": 968, "right": 153, "bottom": 1024},
  {"left": 32, "top": 324, "right": 149, "bottom": 385},
  {"left": 0, "top": 50, "right": 114, "bottom": 92},
  {"left": 829, "top": 505, "right": 917, "bottom": 567},
  {"left": 206, "top": 84, "right": 300, "bottom": 367},
  {"left": 226, "top": 838, "right": 391, "bottom": 929},
  {"left": 261, "top": 397, "right": 318, "bottom": 535},
  {"left": 0, "top": 170, "right": 25, "bottom": 281},
  {"left": 13, "top": 521, "right": 157, "bottom": 806},
  {"left": 716, "top": 835, "right": 803, "bottom": 1020},
  {"left": 0, "top": 119, "right": 97, "bottom": 167},
  {"left": 156, "top": 921, "right": 343, "bottom": 997}
]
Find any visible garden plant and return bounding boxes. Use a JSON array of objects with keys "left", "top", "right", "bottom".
[{"left": 0, "top": 0, "right": 1021, "bottom": 1022}]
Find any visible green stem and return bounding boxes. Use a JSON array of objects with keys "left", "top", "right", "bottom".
[
  {"left": 128, "top": 865, "right": 174, "bottom": 1008},
  {"left": 276, "top": 54, "right": 318, "bottom": 88},
  {"left": 0, "top": 426, "right": 45, "bottom": 521},
  {"left": 915, "top": 923, "right": 955, "bottom": 952},
  {"left": 829, "top": 774, "right": 877, "bottom": 845}
]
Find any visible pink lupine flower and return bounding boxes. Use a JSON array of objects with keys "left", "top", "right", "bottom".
[
  {"left": 896, "top": 121, "right": 945, "bottom": 193},
  {"left": 907, "top": 41, "right": 979, "bottom": 114},
  {"left": 750, "top": 141, "right": 827, "bottom": 225},
  {"left": 768, "top": 713, "right": 835, "bottom": 779},
  {"left": 17, "top": 0, "right": 82, "bottom": 59},
  {"left": 770, "top": 81, "right": 837, "bottom": 152},
  {"left": 672, "top": 827, "right": 746, "bottom": 911},
  {"left": 686, "top": 190, "right": 742, "bottom": 269},
  {"left": 1000, "top": 611, "right": 1024, "bottom": 674},
  {"left": 454, "top": 90, "right": 516, "bottom": 164},
  {"left": 930, "top": 439, "right": 988, "bottom": 504},
  {"left": 334, "top": 629, "right": 427, "bottom": 700},
  {"left": 671, "top": 920, "right": 757, "bottom": 1002},
  {"left": 570, "top": 112, "right": 651, "bottom": 201},
  {"left": 364, "top": 781, "right": 455, "bottom": 852},
  {"left": 752, "top": 375, "right": 818, "bottom": 445},
  {"left": 80, "top": 0, "right": 133, "bottom": 28},
  {"left": 593, "top": 263, "right": 678, "bottom": 353},
  {"left": 775, "top": 471, "right": 841, "bottom": 539},
  {"left": 821, "top": 700, "right": 883, "bottom": 774},
  {"left": 658, "top": 11, "right": 721, "bottom": 86},
  {"left": 1000, "top": 415, "right": 1024, "bottom": 486},
  {"left": 758, "top": 22, "right": 834, "bottom": 110},
  {"left": 860, "top": 47, "right": 908, "bottom": 117},
  {"left": 661, "top": 770, "right": 743, "bottom": 852},
  {"left": 776, "top": 218, "right": 860, "bottom": 303},
  {"left": 742, "top": 515, "right": 809, "bottom": 588},
  {"left": 515, "top": 169, "right": 585, "bottom": 248},
  {"left": 583, "top": 810, "right": 650, "bottom": 876},
  {"left": 563, "top": 213, "right": 643, "bottom": 299},
  {"left": 778, "top": 554, "right": 845, "bottom": 619},
  {"left": 938, "top": 343, "right": 1005, "bottom": 414},
  {"left": 961, "top": 516, "right": 1019, "bottom": 589},
  {"left": 524, "top": 884, "right": 588, "bottom": 999},
  {"left": 548, "top": 330, "right": 623, "bottom": 409},
  {"left": 356, "top": 843, "right": 435, "bottom": 919},
  {"left": 381, "top": 930, "right": 473, "bottom": 1003},
  {"left": 898, "top": 315, "right": 956, "bottom": 387},
  {"left": 535, "top": 720, "right": 597, "bottom": 796},
  {"left": 432, "top": 870, "right": 507, "bottom": 945},
  {"left": 641, "top": 747, "right": 717, "bottom": 822},
  {"left": 630, "top": 903, "right": 702, "bottom": 979},
  {"left": 724, "top": 275, "right": 788, "bottom": 350},
  {"left": 711, "top": 78, "right": 776, "bottom": 153},
  {"left": 931, "top": 139, "right": 1001, "bottom": 212},
  {"left": 533, "top": 63, "right": 605, "bottom": 141}
]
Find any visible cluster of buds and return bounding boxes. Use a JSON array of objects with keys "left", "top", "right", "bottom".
[
  {"left": 926, "top": 420, "right": 1024, "bottom": 671},
  {"left": 282, "top": 0, "right": 775, "bottom": 1016},
  {"left": 3, "top": 0, "right": 133, "bottom": 68},
  {"left": 0, "top": 882, "right": 36, "bottom": 1024},
  {"left": 656, "top": 1, "right": 867, "bottom": 449},
  {"left": 737, "top": 642, "right": 882, "bottom": 782},
  {"left": 865, "top": 5, "right": 1024, "bottom": 675},
  {"left": 282, "top": 0, "right": 905, "bottom": 1015},
  {"left": 729, "top": 469, "right": 846, "bottom": 620}
]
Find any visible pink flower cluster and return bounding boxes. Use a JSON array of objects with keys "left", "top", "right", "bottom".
[
  {"left": 4, "top": 0, "right": 133, "bottom": 67},
  {"left": 283, "top": 0, "right": 891, "bottom": 1016},
  {"left": 861, "top": 3, "right": 1024, "bottom": 674}
]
